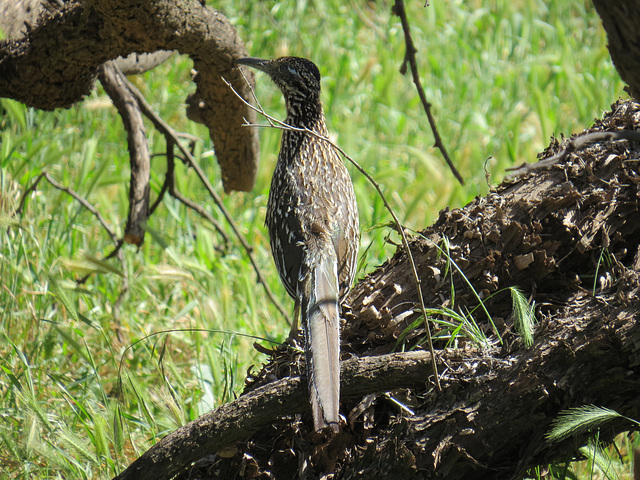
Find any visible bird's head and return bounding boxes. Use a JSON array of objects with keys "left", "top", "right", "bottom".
[{"left": 237, "top": 56, "right": 322, "bottom": 105}]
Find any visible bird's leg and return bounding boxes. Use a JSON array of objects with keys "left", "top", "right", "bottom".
[{"left": 285, "top": 300, "right": 301, "bottom": 346}]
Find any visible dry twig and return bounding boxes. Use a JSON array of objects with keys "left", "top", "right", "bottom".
[
  {"left": 14, "top": 172, "right": 130, "bottom": 310},
  {"left": 506, "top": 129, "right": 640, "bottom": 178},
  {"left": 392, "top": 0, "right": 464, "bottom": 186}
]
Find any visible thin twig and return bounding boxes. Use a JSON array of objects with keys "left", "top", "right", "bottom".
[
  {"left": 121, "top": 76, "right": 228, "bottom": 242},
  {"left": 225, "top": 76, "right": 442, "bottom": 391},
  {"left": 171, "top": 190, "right": 231, "bottom": 253},
  {"left": 148, "top": 143, "right": 229, "bottom": 245},
  {"left": 42, "top": 172, "right": 118, "bottom": 244},
  {"left": 238, "top": 68, "right": 274, "bottom": 127},
  {"left": 15, "top": 173, "right": 45, "bottom": 216},
  {"left": 392, "top": 0, "right": 464, "bottom": 186},
  {"left": 121, "top": 73, "right": 289, "bottom": 321},
  {"left": 148, "top": 167, "right": 171, "bottom": 217},
  {"left": 17, "top": 171, "right": 129, "bottom": 295},
  {"left": 42, "top": 172, "right": 126, "bottom": 286}
]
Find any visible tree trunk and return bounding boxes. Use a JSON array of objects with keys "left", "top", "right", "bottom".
[{"left": 593, "top": 0, "right": 640, "bottom": 101}]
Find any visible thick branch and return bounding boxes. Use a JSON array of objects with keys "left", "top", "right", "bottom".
[
  {"left": 113, "top": 294, "right": 640, "bottom": 480},
  {"left": 113, "top": 351, "right": 438, "bottom": 480},
  {"left": 593, "top": 1, "right": 640, "bottom": 100},
  {"left": 0, "top": 0, "right": 258, "bottom": 192}
]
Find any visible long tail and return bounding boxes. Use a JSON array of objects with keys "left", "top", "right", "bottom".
[{"left": 300, "top": 248, "right": 341, "bottom": 433}]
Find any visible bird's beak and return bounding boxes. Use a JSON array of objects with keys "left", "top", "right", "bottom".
[{"left": 236, "top": 57, "right": 271, "bottom": 74}]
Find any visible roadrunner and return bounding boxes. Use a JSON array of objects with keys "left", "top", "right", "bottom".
[{"left": 236, "top": 56, "right": 359, "bottom": 432}]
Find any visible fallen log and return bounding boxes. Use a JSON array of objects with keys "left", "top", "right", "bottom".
[{"left": 114, "top": 99, "right": 640, "bottom": 480}]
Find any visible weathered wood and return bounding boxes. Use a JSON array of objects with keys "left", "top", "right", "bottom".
[
  {"left": 112, "top": 100, "right": 640, "bottom": 479},
  {"left": 114, "top": 295, "right": 639, "bottom": 480},
  {"left": 0, "top": 0, "right": 258, "bottom": 192},
  {"left": 112, "top": 351, "right": 438, "bottom": 480},
  {"left": 98, "top": 61, "right": 150, "bottom": 246}
]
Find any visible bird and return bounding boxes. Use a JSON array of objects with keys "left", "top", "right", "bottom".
[{"left": 236, "top": 56, "right": 359, "bottom": 433}]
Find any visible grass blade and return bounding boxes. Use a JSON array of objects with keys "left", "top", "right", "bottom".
[
  {"left": 546, "top": 405, "right": 627, "bottom": 443},
  {"left": 510, "top": 286, "right": 536, "bottom": 347},
  {"left": 580, "top": 440, "right": 620, "bottom": 480}
]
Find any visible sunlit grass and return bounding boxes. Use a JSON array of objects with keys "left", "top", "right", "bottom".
[{"left": 0, "top": 0, "right": 628, "bottom": 477}]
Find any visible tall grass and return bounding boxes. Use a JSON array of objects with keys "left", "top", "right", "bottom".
[{"left": 0, "top": 1, "right": 628, "bottom": 477}]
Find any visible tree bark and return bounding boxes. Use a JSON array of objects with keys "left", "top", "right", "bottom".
[
  {"left": 0, "top": 0, "right": 259, "bottom": 192},
  {"left": 112, "top": 99, "right": 640, "bottom": 479},
  {"left": 112, "top": 351, "right": 439, "bottom": 480},
  {"left": 113, "top": 299, "right": 640, "bottom": 480},
  {"left": 593, "top": 0, "right": 640, "bottom": 101}
]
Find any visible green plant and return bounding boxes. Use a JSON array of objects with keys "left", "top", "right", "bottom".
[{"left": 544, "top": 405, "right": 640, "bottom": 480}]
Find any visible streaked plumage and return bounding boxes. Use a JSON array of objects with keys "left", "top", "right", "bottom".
[{"left": 236, "top": 56, "right": 359, "bottom": 432}]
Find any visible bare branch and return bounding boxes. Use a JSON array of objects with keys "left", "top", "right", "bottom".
[
  {"left": 15, "top": 172, "right": 45, "bottom": 217},
  {"left": 98, "top": 61, "right": 150, "bottom": 246},
  {"left": 15, "top": 171, "right": 129, "bottom": 303},
  {"left": 392, "top": 0, "right": 464, "bottom": 186},
  {"left": 42, "top": 173, "right": 118, "bottom": 244},
  {"left": 506, "top": 129, "right": 640, "bottom": 178}
]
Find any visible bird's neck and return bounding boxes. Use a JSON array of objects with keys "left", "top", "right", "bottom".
[{"left": 284, "top": 99, "right": 327, "bottom": 135}]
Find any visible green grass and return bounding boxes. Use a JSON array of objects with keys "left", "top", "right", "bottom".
[
  {"left": 529, "top": 431, "right": 639, "bottom": 480},
  {"left": 0, "top": 0, "right": 631, "bottom": 478}
]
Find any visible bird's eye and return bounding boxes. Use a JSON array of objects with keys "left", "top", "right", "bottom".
[{"left": 280, "top": 64, "right": 298, "bottom": 76}]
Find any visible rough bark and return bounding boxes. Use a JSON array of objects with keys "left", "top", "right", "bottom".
[
  {"left": 0, "top": 0, "right": 258, "bottom": 192},
  {"left": 98, "top": 61, "right": 150, "bottom": 246},
  {"left": 593, "top": 0, "right": 640, "bottom": 101},
  {"left": 112, "top": 100, "right": 640, "bottom": 480},
  {"left": 112, "top": 351, "right": 439, "bottom": 480},
  {"left": 0, "top": 0, "right": 174, "bottom": 74},
  {"left": 0, "top": 0, "right": 47, "bottom": 39}
]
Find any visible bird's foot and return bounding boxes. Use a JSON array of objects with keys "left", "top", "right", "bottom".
[{"left": 284, "top": 328, "right": 303, "bottom": 350}]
